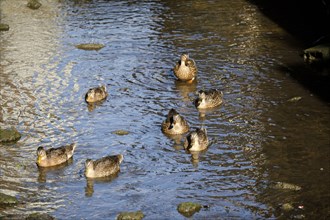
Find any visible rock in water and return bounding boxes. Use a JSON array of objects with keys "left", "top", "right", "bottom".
[
  {"left": 75, "top": 43, "right": 105, "bottom": 51},
  {"left": 116, "top": 211, "right": 144, "bottom": 220},
  {"left": 0, "top": 193, "right": 18, "bottom": 206},
  {"left": 177, "top": 202, "right": 202, "bottom": 217},
  {"left": 0, "top": 127, "right": 21, "bottom": 143},
  {"left": 0, "top": 23, "right": 10, "bottom": 31},
  {"left": 27, "top": 0, "right": 42, "bottom": 10}
]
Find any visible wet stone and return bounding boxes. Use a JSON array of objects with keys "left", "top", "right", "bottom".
[
  {"left": 281, "top": 203, "right": 294, "bottom": 212},
  {"left": 0, "top": 192, "right": 18, "bottom": 206},
  {"left": 0, "top": 23, "right": 10, "bottom": 31},
  {"left": 26, "top": 213, "right": 55, "bottom": 220},
  {"left": 27, "top": 0, "right": 42, "bottom": 10},
  {"left": 112, "top": 130, "right": 130, "bottom": 136},
  {"left": 0, "top": 127, "right": 21, "bottom": 143},
  {"left": 116, "top": 211, "right": 144, "bottom": 220},
  {"left": 177, "top": 202, "right": 202, "bottom": 217},
  {"left": 75, "top": 43, "right": 105, "bottom": 50},
  {"left": 273, "top": 182, "right": 302, "bottom": 191}
]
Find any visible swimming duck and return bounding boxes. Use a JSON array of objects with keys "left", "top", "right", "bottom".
[
  {"left": 36, "top": 143, "right": 77, "bottom": 167},
  {"left": 173, "top": 54, "right": 197, "bottom": 82},
  {"left": 85, "top": 85, "right": 108, "bottom": 103},
  {"left": 184, "top": 128, "right": 209, "bottom": 151},
  {"left": 195, "top": 89, "right": 223, "bottom": 109},
  {"left": 161, "top": 108, "right": 190, "bottom": 135},
  {"left": 85, "top": 154, "right": 123, "bottom": 178}
]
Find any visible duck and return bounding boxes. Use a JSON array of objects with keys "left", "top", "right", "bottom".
[
  {"left": 161, "top": 108, "right": 189, "bottom": 135},
  {"left": 85, "top": 85, "right": 108, "bottom": 103},
  {"left": 85, "top": 154, "right": 123, "bottom": 178},
  {"left": 195, "top": 89, "right": 223, "bottom": 109},
  {"left": 184, "top": 127, "right": 209, "bottom": 151},
  {"left": 36, "top": 143, "right": 77, "bottom": 167},
  {"left": 173, "top": 54, "right": 197, "bottom": 82}
]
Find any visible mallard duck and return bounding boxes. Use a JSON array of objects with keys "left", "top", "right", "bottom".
[
  {"left": 161, "top": 109, "right": 190, "bottom": 135},
  {"left": 85, "top": 85, "right": 108, "bottom": 103},
  {"left": 195, "top": 89, "right": 223, "bottom": 109},
  {"left": 36, "top": 143, "right": 77, "bottom": 167},
  {"left": 184, "top": 128, "right": 208, "bottom": 151},
  {"left": 173, "top": 54, "right": 197, "bottom": 82},
  {"left": 85, "top": 154, "right": 123, "bottom": 178}
]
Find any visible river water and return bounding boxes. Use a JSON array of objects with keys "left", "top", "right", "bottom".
[{"left": 0, "top": 0, "right": 329, "bottom": 219}]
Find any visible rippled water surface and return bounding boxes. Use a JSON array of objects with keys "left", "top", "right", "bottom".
[{"left": 1, "top": 0, "right": 329, "bottom": 219}]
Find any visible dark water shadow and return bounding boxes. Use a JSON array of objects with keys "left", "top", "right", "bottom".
[
  {"left": 277, "top": 62, "right": 330, "bottom": 102},
  {"left": 247, "top": 0, "right": 330, "bottom": 45},
  {"left": 37, "top": 158, "right": 73, "bottom": 183},
  {"left": 247, "top": 0, "right": 330, "bottom": 102},
  {"left": 85, "top": 172, "right": 119, "bottom": 197}
]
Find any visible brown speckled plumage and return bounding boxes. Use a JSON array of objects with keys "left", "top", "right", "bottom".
[
  {"left": 85, "top": 85, "right": 108, "bottom": 103},
  {"left": 36, "top": 143, "right": 77, "bottom": 167},
  {"left": 161, "top": 109, "right": 189, "bottom": 135},
  {"left": 184, "top": 128, "right": 209, "bottom": 151},
  {"left": 85, "top": 154, "right": 123, "bottom": 178},
  {"left": 173, "top": 54, "right": 197, "bottom": 81},
  {"left": 195, "top": 89, "right": 223, "bottom": 109}
]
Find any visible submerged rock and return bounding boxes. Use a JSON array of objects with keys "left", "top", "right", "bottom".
[
  {"left": 0, "top": 127, "right": 21, "bottom": 143},
  {"left": 0, "top": 23, "right": 10, "bottom": 31},
  {"left": 281, "top": 203, "right": 294, "bottom": 212},
  {"left": 26, "top": 213, "right": 55, "bottom": 220},
  {"left": 112, "top": 130, "right": 130, "bottom": 136},
  {"left": 27, "top": 0, "right": 42, "bottom": 10},
  {"left": 177, "top": 202, "right": 202, "bottom": 217},
  {"left": 116, "top": 211, "right": 144, "bottom": 220},
  {"left": 75, "top": 43, "right": 105, "bottom": 51},
  {"left": 273, "top": 182, "right": 302, "bottom": 191},
  {"left": 0, "top": 192, "right": 18, "bottom": 206},
  {"left": 287, "top": 96, "right": 302, "bottom": 102},
  {"left": 303, "top": 43, "right": 330, "bottom": 64}
]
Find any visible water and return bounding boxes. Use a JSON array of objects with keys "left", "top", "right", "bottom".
[{"left": 1, "top": 0, "right": 329, "bottom": 219}]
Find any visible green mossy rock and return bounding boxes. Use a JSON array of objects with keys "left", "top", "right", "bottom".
[
  {"left": 25, "top": 213, "right": 55, "bottom": 220},
  {"left": 0, "top": 127, "right": 21, "bottom": 143},
  {"left": 273, "top": 182, "right": 302, "bottom": 191},
  {"left": 112, "top": 130, "right": 130, "bottom": 136},
  {"left": 177, "top": 202, "right": 202, "bottom": 217},
  {"left": 303, "top": 43, "right": 330, "bottom": 64},
  {"left": 0, "top": 192, "right": 18, "bottom": 206},
  {"left": 27, "top": 0, "right": 42, "bottom": 10},
  {"left": 116, "top": 211, "right": 144, "bottom": 220},
  {"left": 0, "top": 23, "right": 10, "bottom": 31},
  {"left": 75, "top": 43, "right": 105, "bottom": 51}
]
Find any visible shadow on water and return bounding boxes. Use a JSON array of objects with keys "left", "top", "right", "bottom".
[{"left": 247, "top": 0, "right": 330, "bottom": 102}]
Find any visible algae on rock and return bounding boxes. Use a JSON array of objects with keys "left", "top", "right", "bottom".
[
  {"left": 116, "top": 211, "right": 144, "bottom": 220},
  {"left": 0, "top": 127, "right": 21, "bottom": 143}
]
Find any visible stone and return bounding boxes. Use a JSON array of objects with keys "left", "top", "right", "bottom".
[
  {"left": 0, "top": 127, "right": 21, "bottom": 143},
  {"left": 26, "top": 213, "right": 55, "bottom": 220},
  {"left": 0, "top": 192, "right": 18, "bottom": 206},
  {"left": 75, "top": 43, "right": 105, "bottom": 51},
  {"left": 177, "top": 202, "right": 202, "bottom": 217},
  {"left": 112, "top": 130, "right": 130, "bottom": 136},
  {"left": 27, "top": 0, "right": 42, "bottom": 10},
  {"left": 0, "top": 23, "right": 10, "bottom": 31},
  {"left": 116, "top": 211, "right": 144, "bottom": 220},
  {"left": 273, "top": 182, "right": 302, "bottom": 191},
  {"left": 303, "top": 43, "right": 330, "bottom": 64}
]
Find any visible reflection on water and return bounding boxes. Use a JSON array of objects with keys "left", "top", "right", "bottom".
[
  {"left": 37, "top": 158, "right": 74, "bottom": 183},
  {"left": 85, "top": 173, "right": 119, "bottom": 197},
  {"left": 1, "top": 0, "right": 329, "bottom": 219}
]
